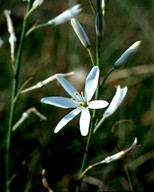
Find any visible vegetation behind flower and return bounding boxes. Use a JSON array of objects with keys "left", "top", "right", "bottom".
[{"left": 0, "top": 0, "right": 153, "bottom": 192}]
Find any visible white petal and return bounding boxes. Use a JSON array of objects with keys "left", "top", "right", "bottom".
[
  {"left": 41, "top": 97, "right": 76, "bottom": 108},
  {"left": 54, "top": 108, "right": 81, "bottom": 133},
  {"left": 56, "top": 74, "right": 83, "bottom": 101},
  {"left": 84, "top": 66, "right": 99, "bottom": 101},
  {"left": 88, "top": 100, "right": 109, "bottom": 109},
  {"left": 104, "top": 85, "right": 128, "bottom": 116},
  {"left": 79, "top": 109, "right": 90, "bottom": 136}
]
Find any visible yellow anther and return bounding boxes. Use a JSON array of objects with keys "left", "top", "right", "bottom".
[
  {"left": 81, "top": 91, "right": 84, "bottom": 96},
  {"left": 75, "top": 92, "right": 78, "bottom": 95},
  {"left": 87, "top": 100, "right": 90, "bottom": 103},
  {"left": 71, "top": 97, "right": 75, "bottom": 100},
  {"left": 76, "top": 105, "right": 79, "bottom": 107}
]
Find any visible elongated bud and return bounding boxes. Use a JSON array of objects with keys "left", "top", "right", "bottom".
[
  {"left": 102, "top": 0, "right": 106, "bottom": 10},
  {"left": 95, "top": 12, "right": 104, "bottom": 38},
  {"left": 48, "top": 4, "right": 82, "bottom": 26},
  {"left": 114, "top": 41, "right": 141, "bottom": 69},
  {"left": 103, "top": 138, "right": 137, "bottom": 163},
  {"left": 4, "top": 10, "right": 17, "bottom": 64},
  {"left": 71, "top": 18, "right": 90, "bottom": 48}
]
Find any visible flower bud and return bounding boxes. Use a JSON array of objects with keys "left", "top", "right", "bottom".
[
  {"left": 103, "top": 138, "right": 137, "bottom": 163},
  {"left": 114, "top": 41, "right": 141, "bottom": 69},
  {"left": 104, "top": 85, "right": 128, "bottom": 117},
  {"left": 4, "top": 10, "right": 17, "bottom": 63},
  {"left": 71, "top": 18, "right": 90, "bottom": 48},
  {"left": 102, "top": 0, "right": 106, "bottom": 10},
  {"left": 95, "top": 12, "right": 104, "bottom": 38},
  {"left": 32, "top": 0, "right": 44, "bottom": 9},
  {"left": 48, "top": 4, "right": 82, "bottom": 26}
]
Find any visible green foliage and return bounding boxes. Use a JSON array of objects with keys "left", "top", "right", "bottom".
[{"left": 0, "top": 0, "right": 153, "bottom": 191}]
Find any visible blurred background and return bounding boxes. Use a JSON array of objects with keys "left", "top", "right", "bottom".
[{"left": 0, "top": 0, "right": 153, "bottom": 191}]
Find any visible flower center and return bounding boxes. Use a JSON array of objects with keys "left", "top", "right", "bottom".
[
  {"left": 81, "top": 102, "right": 88, "bottom": 107},
  {"left": 70, "top": 91, "right": 90, "bottom": 108}
]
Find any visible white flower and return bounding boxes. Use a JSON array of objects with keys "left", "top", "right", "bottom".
[
  {"left": 48, "top": 4, "right": 82, "bottom": 26},
  {"left": 114, "top": 41, "right": 141, "bottom": 69},
  {"left": 41, "top": 66, "right": 109, "bottom": 136},
  {"left": 104, "top": 85, "right": 128, "bottom": 117}
]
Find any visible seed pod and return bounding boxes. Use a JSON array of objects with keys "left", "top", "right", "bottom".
[
  {"left": 71, "top": 18, "right": 90, "bottom": 48},
  {"left": 114, "top": 41, "right": 141, "bottom": 69},
  {"left": 95, "top": 12, "right": 104, "bottom": 39}
]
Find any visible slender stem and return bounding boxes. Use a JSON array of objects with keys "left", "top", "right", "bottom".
[
  {"left": 124, "top": 165, "right": 134, "bottom": 192},
  {"left": 26, "top": 22, "right": 50, "bottom": 37},
  {"left": 89, "top": 0, "right": 96, "bottom": 15},
  {"left": 100, "top": 66, "right": 115, "bottom": 91},
  {"left": 5, "top": 1, "right": 32, "bottom": 191},
  {"left": 87, "top": 48, "right": 95, "bottom": 66},
  {"left": 75, "top": 116, "right": 95, "bottom": 192},
  {"left": 76, "top": 2, "right": 102, "bottom": 191},
  {"left": 93, "top": 115, "right": 107, "bottom": 133}
]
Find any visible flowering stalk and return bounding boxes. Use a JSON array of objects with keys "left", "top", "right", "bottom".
[
  {"left": 76, "top": 1, "right": 102, "bottom": 191},
  {"left": 6, "top": 1, "right": 32, "bottom": 191}
]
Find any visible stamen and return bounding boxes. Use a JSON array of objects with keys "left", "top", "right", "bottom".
[
  {"left": 79, "top": 103, "right": 83, "bottom": 107},
  {"left": 87, "top": 100, "right": 90, "bottom": 103},
  {"left": 75, "top": 92, "right": 78, "bottom": 95},
  {"left": 81, "top": 91, "right": 84, "bottom": 96},
  {"left": 76, "top": 105, "right": 79, "bottom": 107},
  {"left": 71, "top": 97, "right": 75, "bottom": 100}
]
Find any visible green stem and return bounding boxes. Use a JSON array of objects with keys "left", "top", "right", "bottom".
[
  {"left": 26, "top": 22, "right": 50, "bottom": 37},
  {"left": 89, "top": 0, "right": 96, "bottom": 15},
  {"left": 5, "top": 1, "right": 32, "bottom": 191},
  {"left": 75, "top": 116, "right": 95, "bottom": 192},
  {"left": 87, "top": 48, "right": 95, "bottom": 66},
  {"left": 100, "top": 66, "right": 115, "bottom": 91},
  {"left": 76, "top": 2, "right": 102, "bottom": 191},
  {"left": 93, "top": 115, "right": 107, "bottom": 133},
  {"left": 124, "top": 165, "right": 134, "bottom": 192}
]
